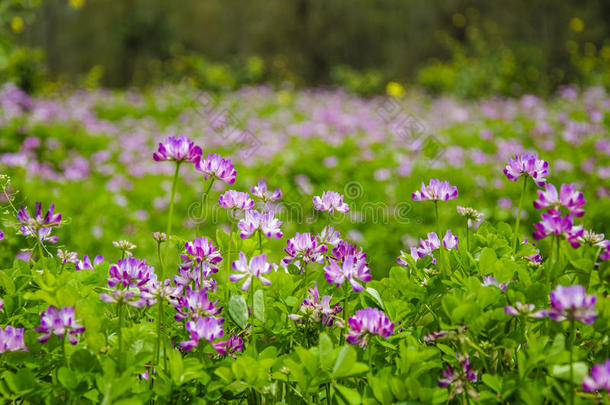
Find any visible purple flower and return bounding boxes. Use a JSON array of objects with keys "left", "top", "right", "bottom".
[
  {"left": 182, "top": 237, "right": 222, "bottom": 271},
  {"left": 0, "top": 230, "right": 3, "bottom": 241},
  {"left": 218, "top": 190, "right": 254, "bottom": 211},
  {"left": 424, "top": 330, "right": 447, "bottom": 342},
  {"left": 75, "top": 254, "right": 104, "bottom": 270},
  {"left": 532, "top": 213, "right": 584, "bottom": 248},
  {"left": 548, "top": 285, "right": 597, "bottom": 324},
  {"left": 582, "top": 360, "right": 610, "bottom": 392},
  {"left": 346, "top": 308, "right": 394, "bottom": 349},
  {"left": 140, "top": 279, "right": 183, "bottom": 306},
  {"left": 282, "top": 232, "right": 327, "bottom": 269},
  {"left": 237, "top": 210, "right": 283, "bottom": 239},
  {"left": 313, "top": 191, "right": 349, "bottom": 214},
  {"left": 100, "top": 290, "right": 147, "bottom": 307},
  {"left": 214, "top": 334, "right": 244, "bottom": 357},
  {"left": 174, "top": 286, "right": 222, "bottom": 321},
  {"left": 0, "top": 326, "right": 27, "bottom": 353},
  {"left": 34, "top": 306, "right": 85, "bottom": 344},
  {"left": 195, "top": 153, "right": 236, "bottom": 185},
  {"left": 533, "top": 183, "right": 586, "bottom": 217},
  {"left": 57, "top": 249, "right": 78, "bottom": 265},
  {"left": 288, "top": 283, "right": 342, "bottom": 326},
  {"left": 438, "top": 355, "right": 479, "bottom": 399},
  {"left": 324, "top": 254, "right": 371, "bottom": 292},
  {"left": 396, "top": 248, "right": 419, "bottom": 267},
  {"left": 17, "top": 202, "right": 62, "bottom": 241},
  {"left": 153, "top": 135, "right": 202, "bottom": 164},
  {"left": 180, "top": 316, "right": 224, "bottom": 352},
  {"left": 412, "top": 179, "right": 458, "bottom": 201},
  {"left": 250, "top": 181, "right": 281, "bottom": 203},
  {"left": 317, "top": 226, "right": 342, "bottom": 246},
  {"left": 112, "top": 240, "right": 136, "bottom": 257},
  {"left": 503, "top": 153, "right": 549, "bottom": 187},
  {"left": 107, "top": 258, "right": 156, "bottom": 291},
  {"left": 331, "top": 241, "right": 367, "bottom": 264},
  {"left": 520, "top": 237, "right": 542, "bottom": 263},
  {"left": 173, "top": 265, "right": 217, "bottom": 292},
  {"left": 482, "top": 276, "right": 510, "bottom": 292},
  {"left": 229, "top": 252, "right": 272, "bottom": 291},
  {"left": 442, "top": 230, "right": 459, "bottom": 249},
  {"left": 504, "top": 302, "right": 548, "bottom": 318},
  {"left": 600, "top": 240, "right": 610, "bottom": 262}
]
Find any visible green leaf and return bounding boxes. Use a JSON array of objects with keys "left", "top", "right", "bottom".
[
  {"left": 333, "top": 346, "right": 358, "bottom": 378},
  {"left": 482, "top": 373, "right": 502, "bottom": 394},
  {"left": 551, "top": 362, "right": 588, "bottom": 383},
  {"left": 228, "top": 295, "right": 249, "bottom": 329},
  {"left": 335, "top": 383, "right": 361, "bottom": 405},
  {"left": 365, "top": 287, "right": 385, "bottom": 310},
  {"left": 318, "top": 333, "right": 334, "bottom": 370},
  {"left": 253, "top": 289, "right": 265, "bottom": 322}
]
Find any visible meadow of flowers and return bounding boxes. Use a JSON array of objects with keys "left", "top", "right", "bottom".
[{"left": 0, "top": 82, "right": 609, "bottom": 404}]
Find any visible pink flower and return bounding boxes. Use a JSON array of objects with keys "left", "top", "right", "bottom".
[
  {"left": 548, "top": 285, "right": 597, "bottom": 325},
  {"left": 229, "top": 252, "right": 272, "bottom": 291},
  {"left": 532, "top": 213, "right": 584, "bottom": 248},
  {"left": 153, "top": 135, "right": 201, "bottom": 164},
  {"left": 238, "top": 210, "right": 283, "bottom": 239},
  {"left": 35, "top": 306, "right": 85, "bottom": 345},
  {"left": 0, "top": 326, "right": 27, "bottom": 353},
  {"left": 313, "top": 191, "right": 349, "bottom": 214},
  {"left": 218, "top": 190, "right": 254, "bottom": 211},
  {"left": 533, "top": 183, "right": 586, "bottom": 217},
  {"left": 195, "top": 153, "right": 236, "bottom": 184},
  {"left": 174, "top": 286, "right": 222, "bottom": 321},
  {"left": 582, "top": 360, "right": 610, "bottom": 392},
  {"left": 182, "top": 237, "right": 223, "bottom": 271},
  {"left": 180, "top": 316, "right": 224, "bottom": 352},
  {"left": 412, "top": 179, "right": 458, "bottom": 201},
  {"left": 288, "top": 284, "right": 342, "bottom": 326},
  {"left": 503, "top": 153, "right": 548, "bottom": 187},
  {"left": 324, "top": 254, "right": 371, "bottom": 292},
  {"left": 250, "top": 180, "right": 281, "bottom": 202},
  {"left": 346, "top": 308, "right": 394, "bottom": 349},
  {"left": 75, "top": 254, "right": 104, "bottom": 270},
  {"left": 282, "top": 232, "right": 327, "bottom": 269}
]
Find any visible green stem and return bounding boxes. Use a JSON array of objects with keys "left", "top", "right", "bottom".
[
  {"left": 512, "top": 176, "right": 528, "bottom": 253},
  {"left": 62, "top": 334, "right": 67, "bottom": 366},
  {"left": 196, "top": 178, "right": 215, "bottom": 236},
  {"left": 547, "top": 235, "right": 555, "bottom": 286},
  {"left": 325, "top": 383, "right": 331, "bottom": 405},
  {"left": 258, "top": 230, "right": 263, "bottom": 254},
  {"left": 466, "top": 222, "right": 470, "bottom": 252},
  {"left": 153, "top": 299, "right": 162, "bottom": 377},
  {"left": 569, "top": 317, "right": 575, "bottom": 405},
  {"left": 587, "top": 246, "right": 602, "bottom": 290},
  {"left": 163, "top": 163, "right": 182, "bottom": 279},
  {"left": 434, "top": 200, "right": 446, "bottom": 271},
  {"left": 226, "top": 210, "right": 235, "bottom": 303},
  {"left": 118, "top": 303, "right": 124, "bottom": 371}
]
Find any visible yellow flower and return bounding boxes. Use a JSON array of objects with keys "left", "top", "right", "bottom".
[
  {"left": 570, "top": 17, "right": 584, "bottom": 32},
  {"left": 386, "top": 81, "right": 405, "bottom": 98},
  {"left": 11, "top": 17, "right": 24, "bottom": 34},
  {"left": 69, "top": 0, "right": 85, "bottom": 9}
]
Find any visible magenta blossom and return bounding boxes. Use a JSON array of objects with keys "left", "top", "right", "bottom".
[
  {"left": 57, "top": 249, "right": 78, "bottom": 265},
  {"left": 583, "top": 360, "right": 610, "bottom": 393},
  {"left": 35, "top": 306, "right": 85, "bottom": 345},
  {"left": 195, "top": 153, "right": 236, "bottom": 185},
  {"left": 174, "top": 286, "right": 222, "bottom": 321},
  {"left": 288, "top": 283, "right": 342, "bottom": 326},
  {"left": 214, "top": 334, "right": 244, "bottom": 357},
  {"left": 438, "top": 355, "right": 479, "bottom": 399},
  {"left": 443, "top": 230, "right": 459, "bottom": 249},
  {"left": 324, "top": 254, "right": 371, "bottom": 292},
  {"left": 313, "top": 191, "right": 349, "bottom": 214},
  {"left": 503, "top": 153, "right": 548, "bottom": 187},
  {"left": 173, "top": 265, "right": 217, "bottom": 292},
  {"left": 504, "top": 302, "right": 548, "bottom": 318},
  {"left": 532, "top": 212, "right": 584, "bottom": 248},
  {"left": 533, "top": 183, "right": 586, "bottom": 217},
  {"left": 318, "top": 226, "right": 342, "bottom": 246},
  {"left": 346, "top": 308, "right": 394, "bottom": 349},
  {"left": 412, "top": 179, "right": 458, "bottom": 201},
  {"left": 520, "top": 237, "right": 542, "bottom": 263},
  {"left": 180, "top": 316, "right": 224, "bottom": 352},
  {"left": 218, "top": 190, "right": 254, "bottom": 211},
  {"left": 548, "top": 285, "right": 597, "bottom": 325},
  {"left": 237, "top": 210, "right": 283, "bottom": 239},
  {"left": 229, "top": 252, "right": 272, "bottom": 291},
  {"left": 282, "top": 232, "right": 327, "bottom": 269},
  {"left": 140, "top": 279, "right": 183, "bottom": 306},
  {"left": 107, "top": 258, "right": 156, "bottom": 291},
  {"left": 0, "top": 326, "right": 27, "bottom": 353},
  {"left": 153, "top": 135, "right": 201, "bottom": 164},
  {"left": 182, "top": 237, "right": 222, "bottom": 271},
  {"left": 17, "top": 202, "right": 62, "bottom": 241},
  {"left": 250, "top": 180, "right": 281, "bottom": 203},
  {"left": 75, "top": 254, "right": 104, "bottom": 270}
]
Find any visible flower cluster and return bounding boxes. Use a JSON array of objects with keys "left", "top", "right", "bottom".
[
  {"left": 218, "top": 190, "right": 254, "bottom": 211},
  {"left": 503, "top": 153, "right": 548, "bottom": 186},
  {"left": 324, "top": 242, "right": 371, "bottom": 292},
  {"left": 17, "top": 202, "right": 62, "bottom": 243},
  {"left": 346, "top": 308, "right": 394, "bottom": 349},
  {"left": 504, "top": 302, "right": 547, "bottom": 318},
  {"left": 153, "top": 135, "right": 202, "bottom": 164},
  {"left": 288, "top": 284, "right": 342, "bottom": 326},
  {"left": 238, "top": 210, "right": 283, "bottom": 239},
  {"left": 412, "top": 179, "right": 458, "bottom": 201},
  {"left": 583, "top": 360, "right": 610, "bottom": 393},
  {"left": 35, "top": 306, "right": 85, "bottom": 345},
  {"left": 313, "top": 191, "right": 349, "bottom": 214},
  {"left": 229, "top": 252, "right": 272, "bottom": 291},
  {"left": 0, "top": 325, "right": 27, "bottom": 353},
  {"left": 181, "top": 237, "right": 223, "bottom": 272},
  {"left": 196, "top": 153, "right": 236, "bottom": 185},
  {"left": 533, "top": 183, "right": 586, "bottom": 217},
  {"left": 282, "top": 232, "right": 327, "bottom": 269},
  {"left": 174, "top": 286, "right": 222, "bottom": 321},
  {"left": 456, "top": 206, "right": 484, "bottom": 229},
  {"left": 397, "top": 231, "right": 458, "bottom": 266},
  {"left": 532, "top": 213, "right": 584, "bottom": 248},
  {"left": 438, "top": 355, "right": 479, "bottom": 399},
  {"left": 101, "top": 258, "right": 157, "bottom": 307},
  {"left": 250, "top": 180, "right": 281, "bottom": 204},
  {"left": 548, "top": 285, "right": 597, "bottom": 325}
]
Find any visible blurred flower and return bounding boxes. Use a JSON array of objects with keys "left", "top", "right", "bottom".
[
  {"left": 112, "top": 240, "right": 136, "bottom": 257},
  {"left": 582, "top": 360, "right": 610, "bottom": 393},
  {"left": 503, "top": 153, "right": 548, "bottom": 187},
  {"left": 412, "top": 179, "right": 458, "bottom": 201},
  {"left": 0, "top": 326, "right": 27, "bottom": 353},
  {"left": 442, "top": 230, "right": 459, "bottom": 249},
  {"left": 35, "top": 306, "right": 85, "bottom": 345},
  {"left": 576, "top": 230, "right": 605, "bottom": 247},
  {"left": 250, "top": 180, "right": 281, "bottom": 203},
  {"left": 346, "top": 308, "right": 394, "bottom": 349},
  {"left": 313, "top": 191, "right": 349, "bottom": 214},
  {"left": 504, "top": 302, "right": 547, "bottom": 318},
  {"left": 75, "top": 254, "right": 104, "bottom": 270},
  {"left": 318, "top": 226, "right": 342, "bottom": 246},
  {"left": 180, "top": 316, "right": 224, "bottom": 352},
  {"left": 17, "top": 202, "right": 62, "bottom": 241},
  {"left": 218, "top": 190, "right": 254, "bottom": 210},
  {"left": 288, "top": 283, "right": 342, "bottom": 326},
  {"left": 195, "top": 153, "right": 236, "bottom": 185},
  {"left": 152, "top": 232, "right": 167, "bottom": 243},
  {"left": 229, "top": 252, "right": 272, "bottom": 291},
  {"left": 456, "top": 206, "right": 484, "bottom": 229},
  {"left": 533, "top": 183, "right": 586, "bottom": 217},
  {"left": 238, "top": 210, "right": 283, "bottom": 239},
  {"left": 57, "top": 249, "right": 78, "bottom": 265},
  {"left": 548, "top": 285, "right": 597, "bottom": 325},
  {"left": 482, "top": 276, "right": 510, "bottom": 292},
  {"left": 386, "top": 81, "right": 405, "bottom": 98},
  {"left": 438, "top": 355, "right": 479, "bottom": 399},
  {"left": 532, "top": 213, "right": 584, "bottom": 248},
  {"left": 153, "top": 135, "right": 201, "bottom": 164},
  {"left": 520, "top": 237, "right": 542, "bottom": 263}
]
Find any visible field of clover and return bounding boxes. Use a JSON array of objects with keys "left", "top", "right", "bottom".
[{"left": 0, "top": 83, "right": 610, "bottom": 404}]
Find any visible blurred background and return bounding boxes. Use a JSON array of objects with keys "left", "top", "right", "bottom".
[{"left": 2, "top": 0, "right": 610, "bottom": 96}]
